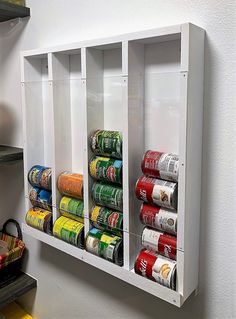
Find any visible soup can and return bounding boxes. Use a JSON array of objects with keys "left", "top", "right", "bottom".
[
  {"left": 99, "top": 232, "right": 123, "bottom": 266},
  {"left": 141, "top": 150, "right": 179, "bottom": 182},
  {"left": 40, "top": 168, "right": 52, "bottom": 190},
  {"left": 28, "top": 165, "right": 52, "bottom": 190},
  {"left": 89, "top": 156, "right": 122, "bottom": 184},
  {"left": 59, "top": 196, "right": 84, "bottom": 223},
  {"left": 141, "top": 227, "right": 177, "bottom": 260},
  {"left": 85, "top": 228, "right": 103, "bottom": 256},
  {"left": 86, "top": 228, "right": 123, "bottom": 266},
  {"left": 29, "top": 187, "right": 52, "bottom": 211},
  {"left": 90, "top": 205, "right": 123, "bottom": 236},
  {"left": 140, "top": 203, "right": 177, "bottom": 235},
  {"left": 25, "top": 207, "right": 52, "bottom": 234},
  {"left": 92, "top": 182, "right": 123, "bottom": 212},
  {"left": 57, "top": 172, "right": 83, "bottom": 199},
  {"left": 90, "top": 130, "right": 122, "bottom": 159},
  {"left": 53, "top": 216, "right": 84, "bottom": 248},
  {"left": 135, "top": 249, "right": 176, "bottom": 289},
  {"left": 135, "top": 176, "right": 177, "bottom": 210}
]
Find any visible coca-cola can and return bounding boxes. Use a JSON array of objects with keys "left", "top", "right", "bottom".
[
  {"left": 141, "top": 150, "right": 179, "bottom": 182},
  {"left": 135, "top": 176, "right": 177, "bottom": 210},
  {"left": 141, "top": 227, "right": 177, "bottom": 260},
  {"left": 140, "top": 203, "right": 177, "bottom": 235},
  {"left": 135, "top": 249, "right": 176, "bottom": 290}
]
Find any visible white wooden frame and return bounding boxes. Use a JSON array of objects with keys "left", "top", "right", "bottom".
[{"left": 21, "top": 23, "right": 205, "bottom": 307}]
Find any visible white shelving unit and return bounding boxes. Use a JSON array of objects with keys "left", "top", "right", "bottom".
[{"left": 21, "top": 23, "right": 205, "bottom": 307}]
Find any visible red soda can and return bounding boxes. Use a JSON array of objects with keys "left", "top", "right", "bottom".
[
  {"left": 135, "top": 176, "right": 177, "bottom": 210},
  {"left": 141, "top": 150, "right": 179, "bottom": 182},
  {"left": 140, "top": 203, "right": 177, "bottom": 235},
  {"left": 141, "top": 227, "right": 177, "bottom": 260},
  {"left": 135, "top": 249, "right": 176, "bottom": 289}
]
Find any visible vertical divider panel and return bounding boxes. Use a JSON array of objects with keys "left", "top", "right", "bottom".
[
  {"left": 49, "top": 52, "right": 72, "bottom": 223},
  {"left": 178, "top": 23, "right": 205, "bottom": 300},
  {"left": 47, "top": 53, "right": 57, "bottom": 224},
  {"left": 123, "top": 41, "right": 145, "bottom": 270},
  {"left": 22, "top": 54, "right": 51, "bottom": 213},
  {"left": 81, "top": 47, "right": 90, "bottom": 237},
  {"left": 82, "top": 47, "right": 104, "bottom": 237},
  {"left": 122, "top": 42, "right": 129, "bottom": 270}
]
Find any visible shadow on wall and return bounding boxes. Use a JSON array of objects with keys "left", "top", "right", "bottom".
[
  {"left": 0, "top": 102, "right": 24, "bottom": 226},
  {"left": 0, "top": 103, "right": 16, "bottom": 146},
  {"left": 25, "top": 243, "right": 203, "bottom": 319},
  {"left": 0, "top": 161, "right": 24, "bottom": 227}
]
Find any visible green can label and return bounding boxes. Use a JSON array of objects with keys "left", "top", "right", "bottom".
[
  {"left": 85, "top": 228, "right": 103, "bottom": 255},
  {"left": 91, "top": 206, "right": 123, "bottom": 235},
  {"left": 92, "top": 182, "right": 123, "bottom": 212},
  {"left": 89, "top": 156, "right": 122, "bottom": 184},
  {"left": 98, "top": 233, "right": 122, "bottom": 262},
  {"left": 59, "top": 196, "right": 84, "bottom": 218},
  {"left": 91, "top": 130, "right": 122, "bottom": 159},
  {"left": 53, "top": 216, "right": 84, "bottom": 247}
]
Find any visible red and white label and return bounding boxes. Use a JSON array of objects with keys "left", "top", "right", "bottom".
[
  {"left": 142, "top": 150, "right": 179, "bottom": 182},
  {"left": 135, "top": 176, "right": 177, "bottom": 210},
  {"left": 135, "top": 249, "right": 176, "bottom": 289},
  {"left": 135, "top": 249, "right": 157, "bottom": 279},
  {"left": 141, "top": 227, "right": 177, "bottom": 260},
  {"left": 152, "top": 254, "right": 176, "bottom": 288},
  {"left": 140, "top": 203, "right": 177, "bottom": 235}
]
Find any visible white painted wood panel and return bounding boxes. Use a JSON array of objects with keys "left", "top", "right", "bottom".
[{"left": 21, "top": 23, "right": 205, "bottom": 306}]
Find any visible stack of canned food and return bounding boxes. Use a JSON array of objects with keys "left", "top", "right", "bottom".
[
  {"left": 25, "top": 165, "right": 53, "bottom": 234},
  {"left": 53, "top": 172, "right": 85, "bottom": 249},
  {"left": 135, "top": 150, "right": 179, "bottom": 290},
  {"left": 86, "top": 130, "right": 124, "bottom": 266}
]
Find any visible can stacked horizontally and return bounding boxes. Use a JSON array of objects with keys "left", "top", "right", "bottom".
[
  {"left": 53, "top": 172, "right": 85, "bottom": 249},
  {"left": 26, "top": 165, "right": 53, "bottom": 234},
  {"left": 86, "top": 130, "right": 124, "bottom": 266},
  {"left": 135, "top": 150, "right": 179, "bottom": 290}
]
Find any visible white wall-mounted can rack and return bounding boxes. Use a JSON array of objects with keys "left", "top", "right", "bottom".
[{"left": 21, "top": 22, "right": 205, "bottom": 307}]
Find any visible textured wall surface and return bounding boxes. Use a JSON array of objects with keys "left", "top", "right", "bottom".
[{"left": 0, "top": 0, "right": 235, "bottom": 318}]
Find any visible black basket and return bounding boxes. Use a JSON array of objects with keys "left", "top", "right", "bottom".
[{"left": 0, "top": 219, "right": 25, "bottom": 288}]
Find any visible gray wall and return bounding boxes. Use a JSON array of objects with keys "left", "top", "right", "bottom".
[{"left": 0, "top": 1, "right": 235, "bottom": 318}]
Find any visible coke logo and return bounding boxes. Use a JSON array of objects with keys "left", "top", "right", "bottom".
[
  {"left": 108, "top": 212, "right": 119, "bottom": 228},
  {"left": 140, "top": 189, "right": 147, "bottom": 201},
  {"left": 140, "top": 259, "right": 147, "bottom": 276},
  {"left": 164, "top": 244, "right": 171, "bottom": 258},
  {"left": 107, "top": 166, "right": 115, "bottom": 182}
]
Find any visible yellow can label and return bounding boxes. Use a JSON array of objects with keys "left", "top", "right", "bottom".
[
  {"left": 25, "top": 208, "right": 50, "bottom": 231},
  {"left": 100, "top": 234, "right": 119, "bottom": 245},
  {"left": 53, "top": 216, "right": 69, "bottom": 237},
  {"left": 91, "top": 206, "right": 101, "bottom": 222},
  {"left": 53, "top": 216, "right": 84, "bottom": 246},
  {"left": 90, "top": 156, "right": 110, "bottom": 178},
  {"left": 89, "top": 158, "right": 99, "bottom": 178},
  {"left": 61, "top": 211, "right": 84, "bottom": 223},
  {"left": 60, "top": 196, "right": 71, "bottom": 211}
]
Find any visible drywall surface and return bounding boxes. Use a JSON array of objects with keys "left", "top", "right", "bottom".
[{"left": 0, "top": 0, "right": 235, "bottom": 318}]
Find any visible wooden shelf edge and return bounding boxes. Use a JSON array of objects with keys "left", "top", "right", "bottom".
[
  {"left": 22, "top": 223, "right": 183, "bottom": 307},
  {"left": 0, "top": 272, "right": 37, "bottom": 308}
]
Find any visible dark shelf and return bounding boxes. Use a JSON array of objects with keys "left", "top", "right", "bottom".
[
  {"left": 0, "top": 2, "right": 30, "bottom": 22},
  {"left": 0, "top": 145, "right": 23, "bottom": 164},
  {"left": 0, "top": 272, "right": 37, "bottom": 308}
]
